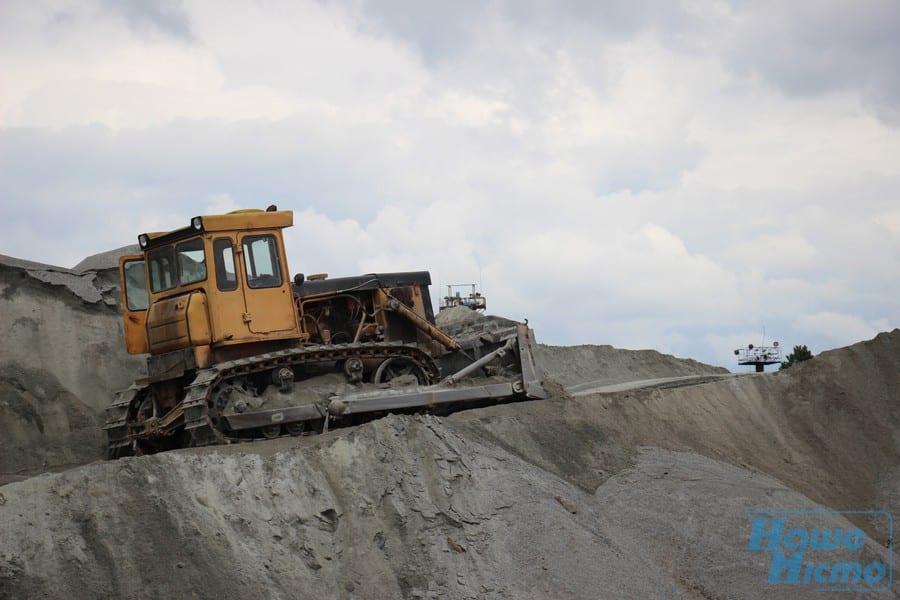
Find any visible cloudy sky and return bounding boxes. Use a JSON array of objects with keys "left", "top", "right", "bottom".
[{"left": 2, "top": 0, "right": 898, "bottom": 369}]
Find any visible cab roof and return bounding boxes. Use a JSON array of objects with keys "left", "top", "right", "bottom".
[{"left": 140, "top": 209, "right": 293, "bottom": 250}]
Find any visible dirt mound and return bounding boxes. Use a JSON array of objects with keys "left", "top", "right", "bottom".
[
  {"left": 1, "top": 249, "right": 898, "bottom": 598},
  {"left": 435, "top": 307, "right": 519, "bottom": 339},
  {"left": 71, "top": 245, "right": 140, "bottom": 273},
  {"left": 434, "top": 305, "right": 484, "bottom": 326},
  {"left": 0, "top": 363, "right": 102, "bottom": 477},
  {"left": 2, "top": 415, "right": 894, "bottom": 600},
  {"left": 540, "top": 343, "right": 730, "bottom": 391},
  {"left": 0, "top": 256, "right": 145, "bottom": 484},
  {"left": 1, "top": 330, "right": 897, "bottom": 598},
  {"left": 452, "top": 330, "right": 900, "bottom": 544}
]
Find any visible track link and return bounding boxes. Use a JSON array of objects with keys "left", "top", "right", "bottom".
[{"left": 104, "top": 386, "right": 146, "bottom": 458}]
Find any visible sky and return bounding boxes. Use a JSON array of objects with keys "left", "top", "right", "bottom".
[{"left": 1, "top": 0, "right": 899, "bottom": 370}]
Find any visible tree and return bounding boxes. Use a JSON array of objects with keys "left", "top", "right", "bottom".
[{"left": 780, "top": 345, "right": 813, "bottom": 370}]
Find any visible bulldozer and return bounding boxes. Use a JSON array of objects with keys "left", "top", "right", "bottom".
[{"left": 105, "top": 207, "right": 546, "bottom": 457}]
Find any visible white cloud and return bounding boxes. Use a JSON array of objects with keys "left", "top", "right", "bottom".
[
  {"left": 1, "top": 0, "right": 898, "bottom": 369},
  {"left": 726, "top": 234, "right": 817, "bottom": 270},
  {"left": 875, "top": 210, "right": 900, "bottom": 235},
  {"left": 795, "top": 312, "right": 881, "bottom": 347},
  {"left": 203, "top": 193, "right": 241, "bottom": 215}
]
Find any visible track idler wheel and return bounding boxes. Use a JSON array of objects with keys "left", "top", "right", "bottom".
[{"left": 373, "top": 357, "right": 428, "bottom": 386}]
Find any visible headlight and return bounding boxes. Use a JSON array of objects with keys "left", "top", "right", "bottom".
[
  {"left": 191, "top": 216, "right": 203, "bottom": 230},
  {"left": 138, "top": 234, "right": 149, "bottom": 248}
]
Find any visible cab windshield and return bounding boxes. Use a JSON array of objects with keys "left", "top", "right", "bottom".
[
  {"left": 148, "top": 236, "right": 208, "bottom": 293},
  {"left": 176, "top": 237, "right": 207, "bottom": 285},
  {"left": 148, "top": 248, "right": 176, "bottom": 293}
]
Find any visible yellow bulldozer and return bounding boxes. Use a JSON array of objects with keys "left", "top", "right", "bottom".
[{"left": 105, "top": 206, "right": 546, "bottom": 457}]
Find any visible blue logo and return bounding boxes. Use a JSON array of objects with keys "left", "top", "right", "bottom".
[{"left": 746, "top": 510, "right": 893, "bottom": 592}]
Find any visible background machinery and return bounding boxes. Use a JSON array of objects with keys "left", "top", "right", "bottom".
[
  {"left": 440, "top": 283, "right": 487, "bottom": 312},
  {"left": 105, "top": 207, "right": 546, "bottom": 457}
]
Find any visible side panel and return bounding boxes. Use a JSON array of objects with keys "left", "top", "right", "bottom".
[
  {"left": 186, "top": 292, "right": 212, "bottom": 346},
  {"left": 118, "top": 255, "right": 150, "bottom": 355},
  {"left": 146, "top": 291, "right": 211, "bottom": 354},
  {"left": 147, "top": 295, "right": 190, "bottom": 353}
]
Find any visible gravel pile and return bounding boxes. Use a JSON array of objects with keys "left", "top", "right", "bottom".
[{"left": 1, "top": 254, "right": 897, "bottom": 598}]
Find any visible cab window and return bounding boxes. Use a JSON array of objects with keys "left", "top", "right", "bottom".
[
  {"left": 213, "top": 238, "right": 238, "bottom": 291},
  {"left": 242, "top": 235, "right": 282, "bottom": 289},
  {"left": 176, "top": 237, "right": 207, "bottom": 285},
  {"left": 148, "top": 247, "right": 176, "bottom": 293},
  {"left": 123, "top": 259, "right": 149, "bottom": 310}
]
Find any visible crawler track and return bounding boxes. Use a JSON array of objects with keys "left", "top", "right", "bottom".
[{"left": 105, "top": 342, "right": 439, "bottom": 458}]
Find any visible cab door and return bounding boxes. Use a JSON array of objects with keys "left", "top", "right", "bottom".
[
  {"left": 237, "top": 233, "right": 297, "bottom": 334},
  {"left": 118, "top": 255, "right": 150, "bottom": 354},
  {"left": 208, "top": 236, "right": 249, "bottom": 343}
]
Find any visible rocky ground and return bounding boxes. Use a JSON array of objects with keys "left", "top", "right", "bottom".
[{"left": 0, "top": 253, "right": 897, "bottom": 598}]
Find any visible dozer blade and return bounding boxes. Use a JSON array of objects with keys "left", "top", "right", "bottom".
[
  {"left": 515, "top": 323, "right": 547, "bottom": 399},
  {"left": 328, "top": 324, "right": 547, "bottom": 417}
]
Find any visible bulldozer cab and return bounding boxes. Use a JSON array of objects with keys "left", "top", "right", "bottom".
[{"left": 118, "top": 209, "right": 301, "bottom": 362}]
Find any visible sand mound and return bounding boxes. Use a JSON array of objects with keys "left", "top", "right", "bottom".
[
  {"left": 2, "top": 415, "right": 894, "bottom": 600},
  {"left": 435, "top": 307, "right": 520, "bottom": 340},
  {"left": 452, "top": 330, "right": 900, "bottom": 540},
  {"left": 0, "top": 251, "right": 897, "bottom": 598},
  {"left": 0, "top": 256, "right": 145, "bottom": 484},
  {"left": 541, "top": 343, "right": 730, "bottom": 391},
  {"left": 71, "top": 245, "right": 140, "bottom": 273},
  {"left": 0, "top": 363, "right": 101, "bottom": 477},
  {"left": 434, "top": 305, "right": 483, "bottom": 326}
]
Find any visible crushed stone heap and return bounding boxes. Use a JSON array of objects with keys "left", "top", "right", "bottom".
[{"left": 0, "top": 249, "right": 897, "bottom": 598}]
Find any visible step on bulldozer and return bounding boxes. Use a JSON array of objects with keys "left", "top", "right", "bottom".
[{"left": 105, "top": 207, "right": 546, "bottom": 457}]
